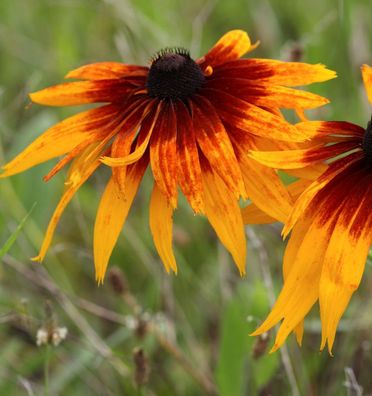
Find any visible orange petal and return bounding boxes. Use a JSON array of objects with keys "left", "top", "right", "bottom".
[
  {"left": 319, "top": 176, "right": 372, "bottom": 352},
  {"left": 284, "top": 163, "right": 327, "bottom": 181},
  {"left": 206, "top": 79, "right": 330, "bottom": 109},
  {"left": 241, "top": 204, "right": 276, "bottom": 225},
  {"left": 0, "top": 104, "right": 121, "bottom": 178},
  {"left": 108, "top": 99, "right": 152, "bottom": 193},
  {"left": 251, "top": 213, "right": 335, "bottom": 352},
  {"left": 241, "top": 179, "right": 311, "bottom": 225},
  {"left": 150, "top": 101, "right": 178, "bottom": 208},
  {"left": 249, "top": 141, "right": 361, "bottom": 169},
  {"left": 283, "top": 152, "right": 364, "bottom": 237},
  {"left": 149, "top": 183, "right": 177, "bottom": 274},
  {"left": 175, "top": 101, "right": 204, "bottom": 213},
  {"left": 361, "top": 64, "right": 372, "bottom": 104},
  {"left": 30, "top": 79, "right": 140, "bottom": 106},
  {"left": 202, "top": 164, "right": 246, "bottom": 275},
  {"left": 215, "top": 59, "right": 336, "bottom": 86},
  {"left": 238, "top": 153, "right": 293, "bottom": 223},
  {"left": 94, "top": 159, "right": 148, "bottom": 283},
  {"left": 198, "top": 30, "right": 254, "bottom": 69},
  {"left": 66, "top": 62, "right": 148, "bottom": 80},
  {"left": 296, "top": 121, "right": 365, "bottom": 138},
  {"left": 101, "top": 101, "right": 161, "bottom": 167},
  {"left": 192, "top": 95, "right": 246, "bottom": 199},
  {"left": 204, "top": 88, "right": 309, "bottom": 142},
  {"left": 32, "top": 144, "right": 102, "bottom": 262}
]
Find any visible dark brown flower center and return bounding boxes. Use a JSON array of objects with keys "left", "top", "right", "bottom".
[
  {"left": 146, "top": 48, "right": 205, "bottom": 100},
  {"left": 362, "top": 116, "right": 372, "bottom": 163}
]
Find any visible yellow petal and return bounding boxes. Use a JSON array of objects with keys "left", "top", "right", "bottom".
[
  {"left": 319, "top": 181, "right": 372, "bottom": 352},
  {"left": 241, "top": 204, "right": 276, "bottom": 225},
  {"left": 32, "top": 145, "right": 101, "bottom": 262},
  {"left": 0, "top": 105, "right": 121, "bottom": 178},
  {"left": 215, "top": 59, "right": 336, "bottom": 86},
  {"left": 175, "top": 101, "right": 204, "bottom": 213},
  {"left": 249, "top": 141, "right": 360, "bottom": 170},
  {"left": 30, "top": 80, "right": 138, "bottom": 106},
  {"left": 206, "top": 88, "right": 309, "bottom": 143},
  {"left": 94, "top": 159, "right": 147, "bottom": 284},
  {"left": 192, "top": 95, "right": 246, "bottom": 200},
  {"left": 202, "top": 166, "right": 246, "bottom": 275},
  {"left": 65, "top": 62, "right": 148, "bottom": 80},
  {"left": 198, "top": 30, "right": 253, "bottom": 68},
  {"left": 149, "top": 183, "right": 177, "bottom": 274},
  {"left": 284, "top": 163, "right": 327, "bottom": 181},
  {"left": 283, "top": 152, "right": 364, "bottom": 237},
  {"left": 101, "top": 101, "right": 161, "bottom": 167},
  {"left": 241, "top": 179, "right": 311, "bottom": 225},
  {"left": 150, "top": 102, "right": 178, "bottom": 208},
  {"left": 361, "top": 64, "right": 372, "bottom": 104},
  {"left": 251, "top": 214, "right": 334, "bottom": 352},
  {"left": 238, "top": 154, "right": 293, "bottom": 223}
]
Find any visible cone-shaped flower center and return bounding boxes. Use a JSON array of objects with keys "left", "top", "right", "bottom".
[
  {"left": 362, "top": 116, "right": 372, "bottom": 163},
  {"left": 146, "top": 48, "right": 205, "bottom": 100}
]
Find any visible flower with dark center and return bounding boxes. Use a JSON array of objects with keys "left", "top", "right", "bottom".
[
  {"left": 0, "top": 30, "right": 335, "bottom": 283},
  {"left": 146, "top": 48, "right": 205, "bottom": 100},
  {"left": 247, "top": 65, "right": 372, "bottom": 354}
]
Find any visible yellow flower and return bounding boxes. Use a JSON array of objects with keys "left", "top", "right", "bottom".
[
  {"left": 1, "top": 30, "right": 335, "bottom": 283},
  {"left": 250, "top": 65, "right": 372, "bottom": 353}
]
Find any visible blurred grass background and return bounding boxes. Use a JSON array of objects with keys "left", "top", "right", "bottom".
[{"left": 1, "top": 0, "right": 372, "bottom": 394}]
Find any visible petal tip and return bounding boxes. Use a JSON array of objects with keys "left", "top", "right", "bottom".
[{"left": 31, "top": 255, "right": 42, "bottom": 263}]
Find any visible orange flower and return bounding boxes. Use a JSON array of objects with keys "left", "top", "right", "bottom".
[
  {"left": 250, "top": 65, "right": 372, "bottom": 353},
  {"left": 1, "top": 30, "right": 335, "bottom": 283}
]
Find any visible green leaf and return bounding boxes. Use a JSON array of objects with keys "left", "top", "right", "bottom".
[{"left": 0, "top": 202, "right": 36, "bottom": 259}]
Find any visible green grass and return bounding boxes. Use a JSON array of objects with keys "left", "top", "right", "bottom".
[{"left": 1, "top": 0, "right": 372, "bottom": 394}]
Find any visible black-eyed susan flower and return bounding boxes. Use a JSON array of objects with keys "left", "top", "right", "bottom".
[
  {"left": 1, "top": 30, "right": 335, "bottom": 283},
  {"left": 250, "top": 65, "right": 372, "bottom": 353}
]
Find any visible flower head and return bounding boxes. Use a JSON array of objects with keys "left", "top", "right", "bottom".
[
  {"left": 250, "top": 65, "right": 372, "bottom": 353},
  {"left": 1, "top": 30, "right": 335, "bottom": 283}
]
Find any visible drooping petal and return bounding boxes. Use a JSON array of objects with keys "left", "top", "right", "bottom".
[
  {"left": 283, "top": 152, "right": 364, "bottom": 237},
  {"left": 214, "top": 59, "right": 336, "bottom": 86},
  {"left": 30, "top": 79, "right": 141, "bottom": 106},
  {"left": 241, "top": 204, "right": 276, "bottom": 225},
  {"left": 206, "top": 78, "right": 330, "bottom": 109},
  {"left": 319, "top": 174, "right": 372, "bottom": 352},
  {"left": 192, "top": 95, "right": 246, "bottom": 199},
  {"left": 175, "top": 100, "right": 204, "bottom": 213},
  {"left": 238, "top": 153, "right": 293, "bottom": 223},
  {"left": 204, "top": 88, "right": 309, "bottom": 142},
  {"left": 361, "top": 64, "right": 372, "bottom": 104},
  {"left": 251, "top": 214, "right": 335, "bottom": 352},
  {"left": 252, "top": 163, "right": 366, "bottom": 351},
  {"left": 284, "top": 163, "right": 327, "bottom": 181},
  {"left": 295, "top": 121, "right": 365, "bottom": 139},
  {"left": 0, "top": 104, "right": 122, "bottom": 178},
  {"left": 149, "top": 183, "right": 177, "bottom": 274},
  {"left": 150, "top": 101, "right": 178, "bottom": 208},
  {"left": 110, "top": 129, "right": 138, "bottom": 195},
  {"left": 202, "top": 162, "right": 246, "bottom": 275},
  {"left": 93, "top": 156, "right": 148, "bottom": 284},
  {"left": 241, "top": 179, "right": 311, "bottom": 225},
  {"left": 101, "top": 101, "right": 161, "bottom": 167},
  {"left": 108, "top": 99, "right": 152, "bottom": 192},
  {"left": 248, "top": 141, "right": 361, "bottom": 169},
  {"left": 65, "top": 62, "right": 148, "bottom": 80},
  {"left": 198, "top": 30, "right": 254, "bottom": 69},
  {"left": 32, "top": 144, "right": 102, "bottom": 262}
]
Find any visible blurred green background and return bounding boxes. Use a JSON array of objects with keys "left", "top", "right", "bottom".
[{"left": 1, "top": 0, "right": 372, "bottom": 394}]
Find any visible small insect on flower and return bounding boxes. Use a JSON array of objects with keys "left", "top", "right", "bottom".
[
  {"left": 1, "top": 30, "right": 335, "bottom": 283},
  {"left": 249, "top": 65, "right": 372, "bottom": 354}
]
